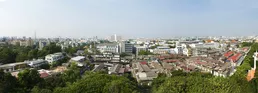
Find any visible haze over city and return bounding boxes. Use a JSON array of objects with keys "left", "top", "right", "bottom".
[
  {"left": 2, "top": 0, "right": 258, "bottom": 93},
  {"left": 0, "top": 0, "right": 258, "bottom": 38}
]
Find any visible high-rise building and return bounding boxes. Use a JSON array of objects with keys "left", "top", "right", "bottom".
[
  {"left": 39, "top": 41, "right": 47, "bottom": 50},
  {"left": 110, "top": 34, "right": 122, "bottom": 42},
  {"left": 120, "top": 41, "right": 133, "bottom": 53}
]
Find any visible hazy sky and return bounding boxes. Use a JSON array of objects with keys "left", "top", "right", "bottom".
[{"left": 0, "top": 0, "right": 258, "bottom": 38}]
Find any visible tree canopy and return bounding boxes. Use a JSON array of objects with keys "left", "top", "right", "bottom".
[
  {"left": 0, "top": 43, "right": 61, "bottom": 64},
  {"left": 138, "top": 50, "right": 153, "bottom": 55},
  {"left": 54, "top": 72, "right": 140, "bottom": 93}
]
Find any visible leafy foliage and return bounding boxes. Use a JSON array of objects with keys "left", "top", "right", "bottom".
[
  {"left": 54, "top": 72, "right": 140, "bottom": 93},
  {"left": 18, "top": 69, "right": 44, "bottom": 92},
  {"left": 0, "top": 70, "right": 19, "bottom": 93},
  {"left": 120, "top": 52, "right": 130, "bottom": 57},
  {"left": 138, "top": 50, "right": 153, "bottom": 55},
  {"left": 64, "top": 46, "right": 78, "bottom": 56},
  {"left": 0, "top": 43, "right": 61, "bottom": 64},
  {"left": 241, "top": 42, "right": 253, "bottom": 47},
  {"left": 149, "top": 45, "right": 159, "bottom": 49},
  {"left": 0, "top": 48, "right": 16, "bottom": 64}
]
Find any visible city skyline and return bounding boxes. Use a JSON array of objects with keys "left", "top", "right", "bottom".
[{"left": 1, "top": 0, "right": 258, "bottom": 38}]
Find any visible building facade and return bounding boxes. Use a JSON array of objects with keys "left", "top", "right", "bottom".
[
  {"left": 120, "top": 41, "right": 133, "bottom": 53},
  {"left": 97, "top": 43, "right": 119, "bottom": 53},
  {"left": 45, "top": 52, "right": 64, "bottom": 64},
  {"left": 133, "top": 46, "right": 147, "bottom": 56}
]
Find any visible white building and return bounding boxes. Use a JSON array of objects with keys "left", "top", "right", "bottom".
[
  {"left": 71, "top": 56, "right": 85, "bottom": 62},
  {"left": 110, "top": 34, "right": 122, "bottom": 42},
  {"left": 192, "top": 43, "right": 220, "bottom": 49},
  {"left": 149, "top": 46, "right": 170, "bottom": 54},
  {"left": 45, "top": 52, "right": 64, "bottom": 64},
  {"left": 19, "top": 38, "right": 34, "bottom": 47},
  {"left": 97, "top": 43, "right": 119, "bottom": 53},
  {"left": 133, "top": 45, "right": 147, "bottom": 56},
  {"left": 176, "top": 44, "right": 189, "bottom": 56},
  {"left": 71, "top": 56, "right": 86, "bottom": 66}
]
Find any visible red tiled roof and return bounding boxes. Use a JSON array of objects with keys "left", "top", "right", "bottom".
[
  {"left": 140, "top": 61, "right": 147, "bottom": 65},
  {"left": 228, "top": 53, "right": 242, "bottom": 62},
  {"left": 196, "top": 61, "right": 206, "bottom": 65},
  {"left": 118, "top": 68, "right": 125, "bottom": 74},
  {"left": 231, "top": 40, "right": 237, "bottom": 43},
  {"left": 224, "top": 51, "right": 234, "bottom": 58},
  {"left": 40, "top": 72, "right": 49, "bottom": 78},
  {"left": 124, "top": 67, "right": 130, "bottom": 72},
  {"left": 163, "top": 59, "right": 178, "bottom": 63},
  {"left": 242, "top": 47, "right": 249, "bottom": 51}
]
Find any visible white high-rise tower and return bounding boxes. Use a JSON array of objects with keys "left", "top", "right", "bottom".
[
  {"left": 253, "top": 51, "right": 258, "bottom": 69},
  {"left": 114, "top": 34, "right": 117, "bottom": 42}
]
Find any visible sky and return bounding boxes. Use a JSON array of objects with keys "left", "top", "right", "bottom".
[{"left": 0, "top": 0, "right": 258, "bottom": 38}]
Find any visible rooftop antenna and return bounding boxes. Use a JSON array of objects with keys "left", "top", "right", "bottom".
[{"left": 34, "top": 30, "right": 37, "bottom": 41}]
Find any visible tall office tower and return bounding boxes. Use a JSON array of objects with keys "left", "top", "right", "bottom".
[
  {"left": 110, "top": 34, "right": 122, "bottom": 42},
  {"left": 119, "top": 41, "right": 133, "bottom": 53}
]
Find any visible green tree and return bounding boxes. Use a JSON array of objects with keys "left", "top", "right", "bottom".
[
  {"left": 54, "top": 72, "right": 139, "bottom": 93},
  {"left": 61, "top": 63, "right": 81, "bottom": 83},
  {"left": 31, "top": 86, "right": 52, "bottom": 93},
  {"left": 18, "top": 69, "right": 44, "bottom": 92},
  {"left": 43, "top": 75, "right": 66, "bottom": 91},
  {"left": 64, "top": 46, "right": 78, "bottom": 56},
  {"left": 120, "top": 52, "right": 130, "bottom": 57},
  {"left": 0, "top": 48, "right": 16, "bottom": 64},
  {"left": 28, "top": 49, "right": 38, "bottom": 60},
  {"left": 0, "top": 70, "right": 19, "bottom": 93},
  {"left": 138, "top": 50, "right": 153, "bottom": 55},
  {"left": 15, "top": 52, "right": 28, "bottom": 62},
  {"left": 149, "top": 45, "right": 159, "bottom": 49},
  {"left": 103, "top": 78, "right": 139, "bottom": 93}
]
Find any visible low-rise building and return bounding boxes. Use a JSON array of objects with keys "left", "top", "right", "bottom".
[
  {"left": 45, "top": 52, "right": 64, "bottom": 64},
  {"left": 38, "top": 69, "right": 52, "bottom": 78},
  {"left": 132, "top": 61, "right": 158, "bottom": 85},
  {"left": 71, "top": 56, "right": 86, "bottom": 66},
  {"left": 92, "top": 53, "right": 121, "bottom": 63},
  {"left": 92, "top": 63, "right": 105, "bottom": 72},
  {"left": 149, "top": 46, "right": 170, "bottom": 54},
  {"left": 27, "top": 59, "right": 48, "bottom": 68},
  {"left": 97, "top": 43, "right": 119, "bottom": 53},
  {"left": 108, "top": 64, "right": 122, "bottom": 74}
]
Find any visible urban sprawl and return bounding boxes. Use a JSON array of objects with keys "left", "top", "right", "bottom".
[{"left": 1, "top": 35, "right": 258, "bottom": 85}]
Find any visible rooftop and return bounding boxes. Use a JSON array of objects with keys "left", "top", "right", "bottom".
[
  {"left": 71, "top": 56, "right": 85, "bottom": 61},
  {"left": 97, "top": 43, "right": 118, "bottom": 46},
  {"left": 228, "top": 53, "right": 242, "bottom": 62},
  {"left": 224, "top": 51, "right": 234, "bottom": 58}
]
